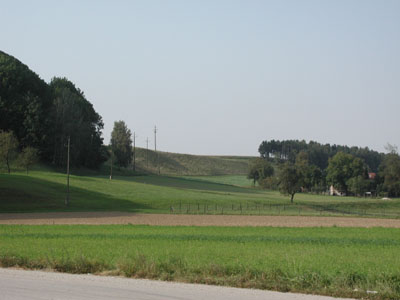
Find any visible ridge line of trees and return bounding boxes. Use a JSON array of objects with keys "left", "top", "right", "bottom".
[
  {"left": 250, "top": 140, "right": 400, "bottom": 201},
  {"left": 258, "top": 139, "right": 383, "bottom": 171}
]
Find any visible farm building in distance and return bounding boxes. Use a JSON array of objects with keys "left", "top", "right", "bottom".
[{"left": 329, "top": 185, "right": 344, "bottom": 196}]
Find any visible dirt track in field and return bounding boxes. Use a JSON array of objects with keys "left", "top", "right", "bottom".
[{"left": 0, "top": 212, "right": 400, "bottom": 227}]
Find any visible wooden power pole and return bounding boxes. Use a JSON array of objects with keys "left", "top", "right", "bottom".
[
  {"left": 110, "top": 148, "right": 113, "bottom": 180},
  {"left": 154, "top": 126, "right": 160, "bottom": 175},
  {"left": 154, "top": 126, "right": 157, "bottom": 152},
  {"left": 133, "top": 132, "right": 136, "bottom": 172},
  {"left": 146, "top": 137, "right": 149, "bottom": 167}
]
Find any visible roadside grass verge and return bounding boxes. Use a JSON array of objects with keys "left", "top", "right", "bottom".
[{"left": 0, "top": 225, "right": 399, "bottom": 299}]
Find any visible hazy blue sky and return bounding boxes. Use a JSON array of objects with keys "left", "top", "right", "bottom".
[{"left": 2, "top": 0, "right": 399, "bottom": 155}]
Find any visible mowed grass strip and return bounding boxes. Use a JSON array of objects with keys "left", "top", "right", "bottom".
[{"left": 0, "top": 225, "right": 399, "bottom": 299}]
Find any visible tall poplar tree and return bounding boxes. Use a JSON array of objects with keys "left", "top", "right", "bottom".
[{"left": 111, "top": 121, "right": 132, "bottom": 168}]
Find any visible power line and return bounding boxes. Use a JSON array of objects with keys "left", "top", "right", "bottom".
[{"left": 66, "top": 136, "right": 70, "bottom": 205}]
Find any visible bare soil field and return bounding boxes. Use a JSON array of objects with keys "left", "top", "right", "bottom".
[{"left": 1, "top": 212, "right": 400, "bottom": 227}]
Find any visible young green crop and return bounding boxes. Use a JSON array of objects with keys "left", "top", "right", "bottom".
[{"left": 0, "top": 225, "right": 399, "bottom": 299}]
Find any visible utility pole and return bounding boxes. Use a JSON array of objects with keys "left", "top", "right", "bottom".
[
  {"left": 65, "top": 136, "right": 70, "bottom": 206},
  {"left": 133, "top": 132, "right": 136, "bottom": 172},
  {"left": 110, "top": 148, "right": 113, "bottom": 180},
  {"left": 154, "top": 126, "right": 157, "bottom": 152},
  {"left": 154, "top": 126, "right": 160, "bottom": 175},
  {"left": 146, "top": 137, "right": 149, "bottom": 168}
]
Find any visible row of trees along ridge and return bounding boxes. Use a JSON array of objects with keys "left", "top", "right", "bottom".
[{"left": 250, "top": 140, "right": 400, "bottom": 201}]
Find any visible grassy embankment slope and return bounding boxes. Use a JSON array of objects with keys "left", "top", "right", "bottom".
[
  {"left": 131, "top": 147, "right": 252, "bottom": 175},
  {"left": 0, "top": 225, "right": 399, "bottom": 300}
]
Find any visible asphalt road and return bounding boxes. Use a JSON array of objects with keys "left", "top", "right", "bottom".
[{"left": 0, "top": 268, "right": 354, "bottom": 300}]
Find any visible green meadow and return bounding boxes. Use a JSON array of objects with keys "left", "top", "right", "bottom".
[
  {"left": 181, "top": 174, "right": 254, "bottom": 186},
  {"left": 133, "top": 148, "right": 252, "bottom": 175},
  {"left": 1, "top": 165, "right": 400, "bottom": 300},
  {"left": 1, "top": 170, "right": 399, "bottom": 217},
  {"left": 0, "top": 225, "right": 399, "bottom": 299}
]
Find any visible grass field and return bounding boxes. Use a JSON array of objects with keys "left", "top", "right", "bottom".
[
  {"left": 182, "top": 174, "right": 254, "bottom": 186},
  {"left": 0, "top": 225, "right": 399, "bottom": 299},
  {"left": 133, "top": 148, "right": 253, "bottom": 175},
  {"left": 1, "top": 170, "right": 400, "bottom": 218},
  {"left": 1, "top": 166, "right": 400, "bottom": 299}
]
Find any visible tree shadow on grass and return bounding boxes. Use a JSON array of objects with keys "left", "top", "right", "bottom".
[{"left": 0, "top": 174, "right": 150, "bottom": 213}]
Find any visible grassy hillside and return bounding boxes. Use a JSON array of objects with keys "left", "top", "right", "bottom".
[
  {"left": 181, "top": 175, "right": 254, "bottom": 186},
  {"left": 1, "top": 170, "right": 399, "bottom": 217},
  {"left": 133, "top": 148, "right": 253, "bottom": 175}
]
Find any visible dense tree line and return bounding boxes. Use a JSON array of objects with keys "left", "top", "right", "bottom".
[
  {"left": 0, "top": 50, "right": 106, "bottom": 169},
  {"left": 258, "top": 139, "right": 383, "bottom": 171},
  {"left": 0, "top": 51, "right": 52, "bottom": 151},
  {"left": 379, "top": 152, "right": 400, "bottom": 197},
  {"left": 253, "top": 140, "right": 400, "bottom": 200},
  {"left": 49, "top": 78, "right": 106, "bottom": 168}
]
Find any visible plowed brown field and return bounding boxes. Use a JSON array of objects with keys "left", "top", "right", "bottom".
[{"left": 1, "top": 212, "right": 400, "bottom": 227}]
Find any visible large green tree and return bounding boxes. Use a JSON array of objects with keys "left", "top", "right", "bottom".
[
  {"left": 347, "top": 175, "right": 371, "bottom": 196},
  {"left": 111, "top": 121, "right": 132, "bottom": 168},
  {"left": 18, "top": 146, "right": 38, "bottom": 174},
  {"left": 0, "top": 51, "right": 52, "bottom": 151},
  {"left": 295, "top": 151, "right": 312, "bottom": 191},
  {"left": 326, "top": 152, "right": 366, "bottom": 194},
  {"left": 0, "top": 51, "right": 106, "bottom": 169},
  {"left": 247, "top": 158, "right": 274, "bottom": 186},
  {"left": 309, "top": 165, "right": 325, "bottom": 193},
  {"left": 49, "top": 78, "right": 106, "bottom": 168},
  {"left": 294, "top": 151, "right": 325, "bottom": 193},
  {"left": 278, "top": 162, "right": 302, "bottom": 203},
  {"left": 379, "top": 153, "right": 400, "bottom": 197}
]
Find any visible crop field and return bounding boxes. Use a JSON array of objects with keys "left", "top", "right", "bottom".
[
  {"left": 0, "top": 225, "right": 399, "bottom": 299},
  {"left": 1, "top": 171, "right": 400, "bottom": 218}
]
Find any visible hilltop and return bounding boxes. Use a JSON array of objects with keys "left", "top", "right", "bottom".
[{"left": 131, "top": 148, "right": 254, "bottom": 176}]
